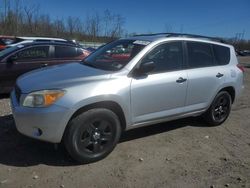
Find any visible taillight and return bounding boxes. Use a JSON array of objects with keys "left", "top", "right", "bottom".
[{"left": 237, "top": 64, "right": 245, "bottom": 73}]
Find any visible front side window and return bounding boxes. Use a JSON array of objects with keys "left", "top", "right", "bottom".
[
  {"left": 140, "top": 41, "right": 183, "bottom": 74},
  {"left": 11, "top": 46, "right": 49, "bottom": 61},
  {"left": 187, "top": 42, "right": 214, "bottom": 68},
  {"left": 55, "top": 46, "right": 77, "bottom": 58},
  {"left": 83, "top": 39, "right": 149, "bottom": 71}
]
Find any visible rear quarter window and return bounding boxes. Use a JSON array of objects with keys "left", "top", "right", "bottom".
[
  {"left": 213, "top": 44, "right": 230, "bottom": 65},
  {"left": 76, "top": 48, "right": 84, "bottom": 56}
]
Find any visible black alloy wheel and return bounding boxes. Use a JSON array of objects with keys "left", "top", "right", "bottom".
[
  {"left": 212, "top": 94, "right": 230, "bottom": 122},
  {"left": 64, "top": 108, "right": 121, "bottom": 163},
  {"left": 203, "top": 91, "right": 232, "bottom": 126},
  {"left": 77, "top": 119, "right": 115, "bottom": 155}
]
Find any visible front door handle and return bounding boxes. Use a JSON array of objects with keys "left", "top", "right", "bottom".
[
  {"left": 176, "top": 77, "right": 187, "bottom": 83},
  {"left": 41, "top": 63, "right": 48, "bottom": 68},
  {"left": 216, "top": 73, "right": 224, "bottom": 78}
]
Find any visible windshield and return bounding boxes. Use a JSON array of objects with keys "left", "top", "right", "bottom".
[
  {"left": 83, "top": 39, "right": 150, "bottom": 71},
  {"left": 0, "top": 45, "right": 21, "bottom": 58}
]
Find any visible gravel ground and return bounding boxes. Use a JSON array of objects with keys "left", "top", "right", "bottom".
[
  {"left": 0, "top": 59, "right": 250, "bottom": 188},
  {"left": 238, "top": 56, "right": 250, "bottom": 64}
]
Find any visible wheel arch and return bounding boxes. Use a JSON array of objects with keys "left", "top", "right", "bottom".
[
  {"left": 67, "top": 101, "right": 127, "bottom": 132},
  {"left": 218, "top": 86, "right": 235, "bottom": 103}
]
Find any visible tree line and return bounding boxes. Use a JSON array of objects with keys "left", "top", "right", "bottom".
[{"left": 0, "top": 0, "right": 125, "bottom": 42}]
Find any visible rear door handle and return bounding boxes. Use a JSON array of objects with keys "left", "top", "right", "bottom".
[
  {"left": 176, "top": 77, "right": 187, "bottom": 83},
  {"left": 216, "top": 73, "right": 224, "bottom": 78},
  {"left": 41, "top": 63, "right": 48, "bottom": 68}
]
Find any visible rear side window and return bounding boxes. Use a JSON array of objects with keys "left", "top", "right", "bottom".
[
  {"left": 12, "top": 46, "right": 49, "bottom": 61},
  {"left": 187, "top": 42, "right": 214, "bottom": 68},
  {"left": 213, "top": 44, "right": 230, "bottom": 65},
  {"left": 55, "top": 46, "right": 77, "bottom": 58}
]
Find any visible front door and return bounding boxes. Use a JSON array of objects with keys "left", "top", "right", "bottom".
[{"left": 130, "top": 41, "right": 187, "bottom": 124}]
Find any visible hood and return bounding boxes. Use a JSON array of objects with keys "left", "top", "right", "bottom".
[{"left": 17, "top": 62, "right": 111, "bottom": 93}]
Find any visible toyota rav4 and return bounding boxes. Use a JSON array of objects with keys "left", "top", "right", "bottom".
[{"left": 11, "top": 33, "right": 244, "bottom": 163}]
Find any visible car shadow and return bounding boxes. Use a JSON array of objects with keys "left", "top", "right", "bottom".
[
  {"left": 120, "top": 117, "right": 207, "bottom": 143},
  {"left": 0, "top": 114, "right": 209, "bottom": 167}
]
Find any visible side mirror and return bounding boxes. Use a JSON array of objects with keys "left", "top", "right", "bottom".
[{"left": 138, "top": 61, "right": 155, "bottom": 74}]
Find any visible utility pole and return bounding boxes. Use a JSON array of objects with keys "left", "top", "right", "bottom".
[
  {"left": 242, "top": 29, "right": 245, "bottom": 40},
  {"left": 180, "top": 24, "right": 184, "bottom": 33}
]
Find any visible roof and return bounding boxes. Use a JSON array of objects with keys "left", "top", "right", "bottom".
[
  {"left": 10, "top": 40, "right": 82, "bottom": 48},
  {"left": 128, "top": 33, "right": 226, "bottom": 44},
  {"left": 16, "top": 36, "right": 67, "bottom": 41}
]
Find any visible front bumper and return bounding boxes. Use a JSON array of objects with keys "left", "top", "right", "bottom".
[{"left": 11, "top": 91, "right": 74, "bottom": 143}]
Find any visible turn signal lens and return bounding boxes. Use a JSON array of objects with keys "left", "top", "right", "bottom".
[
  {"left": 22, "top": 90, "right": 65, "bottom": 107},
  {"left": 44, "top": 92, "right": 65, "bottom": 106}
]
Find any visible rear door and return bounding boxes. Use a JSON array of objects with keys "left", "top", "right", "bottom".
[
  {"left": 131, "top": 41, "right": 188, "bottom": 123},
  {"left": 0, "top": 45, "right": 50, "bottom": 91},
  {"left": 184, "top": 41, "right": 225, "bottom": 113}
]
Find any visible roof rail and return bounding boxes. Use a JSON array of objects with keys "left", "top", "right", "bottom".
[
  {"left": 21, "top": 40, "right": 82, "bottom": 48},
  {"left": 33, "top": 39, "right": 62, "bottom": 42},
  {"left": 134, "top": 33, "right": 226, "bottom": 43},
  {"left": 32, "top": 39, "right": 78, "bottom": 45},
  {"left": 166, "top": 33, "right": 226, "bottom": 43}
]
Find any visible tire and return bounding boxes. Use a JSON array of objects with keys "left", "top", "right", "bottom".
[
  {"left": 64, "top": 108, "right": 121, "bottom": 163},
  {"left": 203, "top": 91, "right": 232, "bottom": 126}
]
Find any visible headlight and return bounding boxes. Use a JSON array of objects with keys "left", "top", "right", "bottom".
[{"left": 22, "top": 90, "right": 65, "bottom": 107}]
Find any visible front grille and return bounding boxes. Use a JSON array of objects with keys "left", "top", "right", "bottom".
[{"left": 15, "top": 85, "right": 21, "bottom": 103}]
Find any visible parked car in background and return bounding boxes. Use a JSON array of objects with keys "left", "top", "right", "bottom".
[
  {"left": 236, "top": 49, "right": 250, "bottom": 56},
  {"left": 11, "top": 33, "right": 244, "bottom": 163},
  {"left": 0, "top": 36, "right": 68, "bottom": 51},
  {"left": 242, "top": 50, "right": 250, "bottom": 56},
  {"left": 0, "top": 41, "right": 89, "bottom": 93},
  {"left": 0, "top": 36, "right": 16, "bottom": 51},
  {"left": 7, "top": 36, "right": 68, "bottom": 48}
]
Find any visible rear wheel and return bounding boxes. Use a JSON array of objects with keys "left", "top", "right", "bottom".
[
  {"left": 203, "top": 91, "right": 232, "bottom": 126},
  {"left": 64, "top": 108, "right": 121, "bottom": 163}
]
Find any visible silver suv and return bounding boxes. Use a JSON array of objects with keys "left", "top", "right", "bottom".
[{"left": 11, "top": 33, "right": 244, "bottom": 163}]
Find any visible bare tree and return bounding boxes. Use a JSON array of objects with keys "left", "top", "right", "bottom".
[
  {"left": 103, "top": 9, "right": 125, "bottom": 38},
  {"left": 85, "top": 12, "right": 101, "bottom": 39},
  {"left": 0, "top": 1, "right": 126, "bottom": 42},
  {"left": 54, "top": 18, "right": 66, "bottom": 37},
  {"left": 23, "top": 4, "right": 38, "bottom": 34},
  {"left": 67, "top": 16, "right": 76, "bottom": 35}
]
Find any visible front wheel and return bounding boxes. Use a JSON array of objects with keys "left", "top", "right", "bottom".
[
  {"left": 64, "top": 108, "right": 121, "bottom": 163},
  {"left": 203, "top": 91, "right": 232, "bottom": 126}
]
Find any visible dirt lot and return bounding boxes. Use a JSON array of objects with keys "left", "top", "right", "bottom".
[{"left": 0, "top": 58, "right": 250, "bottom": 188}]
